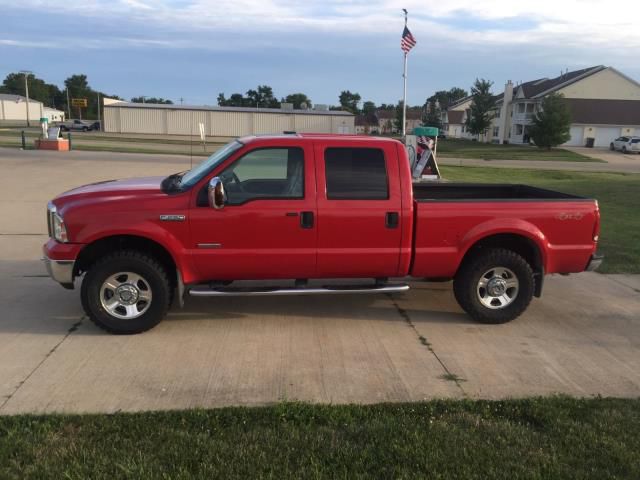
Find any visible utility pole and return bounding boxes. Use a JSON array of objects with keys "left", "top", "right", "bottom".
[
  {"left": 19, "top": 70, "right": 32, "bottom": 127},
  {"left": 66, "top": 87, "right": 71, "bottom": 120},
  {"left": 96, "top": 92, "right": 101, "bottom": 130}
]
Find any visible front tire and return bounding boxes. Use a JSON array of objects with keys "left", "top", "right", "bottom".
[
  {"left": 453, "top": 248, "right": 534, "bottom": 324},
  {"left": 81, "top": 250, "right": 170, "bottom": 334},
  {"left": 610, "top": 143, "right": 614, "bottom": 151}
]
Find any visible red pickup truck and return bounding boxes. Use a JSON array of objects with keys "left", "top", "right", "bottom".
[{"left": 43, "top": 134, "right": 602, "bottom": 334}]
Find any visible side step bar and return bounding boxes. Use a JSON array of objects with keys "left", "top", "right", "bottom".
[{"left": 188, "top": 283, "right": 410, "bottom": 297}]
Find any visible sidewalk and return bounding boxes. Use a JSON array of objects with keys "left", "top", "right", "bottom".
[{"left": 440, "top": 147, "right": 640, "bottom": 174}]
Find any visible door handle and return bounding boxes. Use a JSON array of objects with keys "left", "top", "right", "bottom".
[
  {"left": 300, "top": 211, "right": 314, "bottom": 229},
  {"left": 385, "top": 212, "right": 399, "bottom": 229}
]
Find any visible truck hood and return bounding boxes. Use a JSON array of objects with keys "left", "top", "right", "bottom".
[{"left": 56, "top": 176, "right": 164, "bottom": 200}]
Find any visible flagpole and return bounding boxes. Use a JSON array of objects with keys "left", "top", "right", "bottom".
[{"left": 402, "top": 9, "right": 408, "bottom": 138}]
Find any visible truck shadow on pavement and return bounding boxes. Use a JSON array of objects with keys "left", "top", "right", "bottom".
[{"left": 0, "top": 271, "right": 472, "bottom": 336}]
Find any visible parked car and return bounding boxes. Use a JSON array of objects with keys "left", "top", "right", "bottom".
[
  {"left": 610, "top": 136, "right": 640, "bottom": 154},
  {"left": 43, "top": 134, "right": 602, "bottom": 334},
  {"left": 59, "top": 119, "right": 94, "bottom": 132}
]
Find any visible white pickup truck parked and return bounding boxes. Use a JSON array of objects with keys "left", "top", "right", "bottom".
[{"left": 58, "top": 119, "right": 95, "bottom": 132}]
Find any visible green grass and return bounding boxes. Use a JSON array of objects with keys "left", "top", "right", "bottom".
[
  {"left": 441, "top": 166, "right": 640, "bottom": 274},
  {"left": 438, "top": 138, "right": 601, "bottom": 162},
  {"left": 1, "top": 397, "right": 638, "bottom": 479}
]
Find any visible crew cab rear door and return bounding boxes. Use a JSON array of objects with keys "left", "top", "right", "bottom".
[
  {"left": 189, "top": 142, "right": 317, "bottom": 280},
  {"left": 314, "top": 141, "right": 403, "bottom": 278}
]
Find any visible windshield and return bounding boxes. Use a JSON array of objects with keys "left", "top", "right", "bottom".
[{"left": 180, "top": 140, "right": 244, "bottom": 188}]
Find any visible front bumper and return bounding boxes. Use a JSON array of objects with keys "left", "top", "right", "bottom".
[
  {"left": 43, "top": 256, "right": 75, "bottom": 288},
  {"left": 586, "top": 254, "right": 604, "bottom": 272}
]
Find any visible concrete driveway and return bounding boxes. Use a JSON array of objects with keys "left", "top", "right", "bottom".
[{"left": 1, "top": 147, "right": 639, "bottom": 414}]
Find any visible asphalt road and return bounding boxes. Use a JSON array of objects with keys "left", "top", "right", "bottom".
[{"left": 1, "top": 148, "right": 639, "bottom": 414}]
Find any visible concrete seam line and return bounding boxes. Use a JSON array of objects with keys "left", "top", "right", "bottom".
[
  {"left": 386, "top": 294, "right": 468, "bottom": 397},
  {"left": 0, "top": 318, "right": 83, "bottom": 411},
  {"left": 605, "top": 275, "right": 640, "bottom": 294}
]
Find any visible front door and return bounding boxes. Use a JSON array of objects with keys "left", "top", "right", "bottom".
[
  {"left": 189, "top": 144, "right": 317, "bottom": 281},
  {"left": 314, "top": 143, "right": 403, "bottom": 278}
]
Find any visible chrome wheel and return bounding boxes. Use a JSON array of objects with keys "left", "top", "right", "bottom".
[
  {"left": 477, "top": 267, "right": 519, "bottom": 310},
  {"left": 99, "top": 271, "right": 152, "bottom": 319}
]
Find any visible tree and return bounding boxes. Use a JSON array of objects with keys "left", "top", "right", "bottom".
[
  {"left": 465, "top": 79, "right": 495, "bottom": 137},
  {"left": 283, "top": 93, "right": 312, "bottom": 109},
  {"left": 393, "top": 101, "right": 404, "bottom": 133},
  {"left": 529, "top": 93, "right": 572, "bottom": 149},
  {"left": 217, "top": 93, "right": 249, "bottom": 107},
  {"left": 246, "top": 85, "right": 279, "bottom": 108},
  {"left": 218, "top": 85, "right": 279, "bottom": 108},
  {"left": 426, "top": 87, "right": 468, "bottom": 112},
  {"left": 362, "top": 101, "right": 376, "bottom": 115},
  {"left": 338, "top": 90, "right": 361, "bottom": 113},
  {"left": 0, "top": 72, "right": 63, "bottom": 109},
  {"left": 422, "top": 107, "right": 442, "bottom": 129},
  {"left": 131, "top": 97, "right": 173, "bottom": 104}
]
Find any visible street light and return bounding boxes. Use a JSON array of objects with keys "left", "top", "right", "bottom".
[{"left": 18, "top": 70, "right": 32, "bottom": 127}]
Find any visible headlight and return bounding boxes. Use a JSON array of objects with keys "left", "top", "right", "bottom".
[
  {"left": 48, "top": 202, "right": 69, "bottom": 243},
  {"left": 53, "top": 213, "right": 68, "bottom": 242}
]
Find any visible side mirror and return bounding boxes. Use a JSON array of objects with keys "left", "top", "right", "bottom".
[{"left": 208, "top": 177, "right": 226, "bottom": 209}]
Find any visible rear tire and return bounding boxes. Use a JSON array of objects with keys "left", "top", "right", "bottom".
[
  {"left": 622, "top": 146, "right": 627, "bottom": 154},
  {"left": 81, "top": 250, "right": 170, "bottom": 334},
  {"left": 453, "top": 248, "right": 534, "bottom": 324},
  {"left": 610, "top": 143, "right": 614, "bottom": 151}
]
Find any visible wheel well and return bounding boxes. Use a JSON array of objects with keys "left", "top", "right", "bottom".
[
  {"left": 74, "top": 235, "right": 177, "bottom": 287},
  {"left": 459, "top": 233, "right": 543, "bottom": 276}
]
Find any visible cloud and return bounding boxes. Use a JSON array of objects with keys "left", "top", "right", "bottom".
[
  {"left": 3, "top": 0, "right": 639, "bottom": 50},
  {"left": 1, "top": 0, "right": 639, "bottom": 105}
]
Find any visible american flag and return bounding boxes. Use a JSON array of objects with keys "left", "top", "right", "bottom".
[{"left": 401, "top": 26, "right": 416, "bottom": 53}]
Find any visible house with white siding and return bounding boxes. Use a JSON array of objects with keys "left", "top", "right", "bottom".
[{"left": 489, "top": 66, "right": 640, "bottom": 147}]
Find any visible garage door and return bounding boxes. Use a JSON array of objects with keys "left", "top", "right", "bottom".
[
  {"left": 594, "top": 127, "right": 620, "bottom": 147},
  {"left": 565, "top": 126, "right": 584, "bottom": 146}
]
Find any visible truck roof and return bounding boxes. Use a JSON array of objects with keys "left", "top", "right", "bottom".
[{"left": 238, "top": 133, "right": 403, "bottom": 146}]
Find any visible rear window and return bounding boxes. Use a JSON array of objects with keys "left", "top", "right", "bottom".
[{"left": 324, "top": 148, "right": 388, "bottom": 200}]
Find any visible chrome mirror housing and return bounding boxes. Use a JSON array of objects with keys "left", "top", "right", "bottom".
[{"left": 208, "top": 177, "right": 226, "bottom": 209}]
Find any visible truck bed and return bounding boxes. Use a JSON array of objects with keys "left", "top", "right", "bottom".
[
  {"left": 410, "top": 182, "right": 599, "bottom": 279},
  {"left": 413, "top": 183, "right": 585, "bottom": 201}
]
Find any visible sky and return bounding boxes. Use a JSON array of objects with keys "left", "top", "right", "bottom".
[{"left": 1, "top": 0, "right": 639, "bottom": 107}]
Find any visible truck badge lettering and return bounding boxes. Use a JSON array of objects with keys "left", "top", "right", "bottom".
[
  {"left": 159, "top": 214, "right": 186, "bottom": 222},
  {"left": 556, "top": 212, "right": 584, "bottom": 221}
]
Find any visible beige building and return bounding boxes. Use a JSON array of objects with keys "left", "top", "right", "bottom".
[
  {"left": 0, "top": 94, "right": 65, "bottom": 124},
  {"left": 490, "top": 66, "right": 640, "bottom": 146},
  {"left": 103, "top": 101, "right": 355, "bottom": 137},
  {"left": 441, "top": 96, "right": 473, "bottom": 139},
  {"left": 443, "top": 66, "right": 640, "bottom": 147},
  {"left": 376, "top": 109, "right": 422, "bottom": 135},
  {"left": 0, "top": 94, "right": 44, "bottom": 124}
]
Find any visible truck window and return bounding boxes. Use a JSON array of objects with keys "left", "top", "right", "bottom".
[
  {"left": 324, "top": 148, "right": 388, "bottom": 200},
  {"left": 220, "top": 147, "right": 304, "bottom": 205}
]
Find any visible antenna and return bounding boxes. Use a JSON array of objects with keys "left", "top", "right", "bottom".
[{"left": 190, "top": 110, "right": 193, "bottom": 169}]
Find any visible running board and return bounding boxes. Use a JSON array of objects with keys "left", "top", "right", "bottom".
[{"left": 188, "top": 283, "right": 410, "bottom": 297}]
